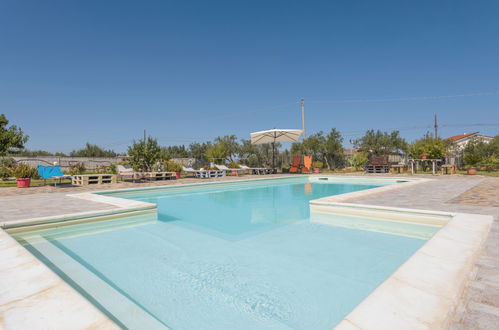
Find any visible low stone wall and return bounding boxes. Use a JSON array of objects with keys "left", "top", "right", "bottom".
[{"left": 13, "top": 156, "right": 127, "bottom": 170}]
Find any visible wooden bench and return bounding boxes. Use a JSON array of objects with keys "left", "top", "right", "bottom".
[
  {"left": 390, "top": 164, "right": 408, "bottom": 174},
  {"left": 365, "top": 156, "right": 390, "bottom": 173},
  {"left": 72, "top": 174, "right": 117, "bottom": 186},
  {"left": 143, "top": 172, "right": 176, "bottom": 181}
]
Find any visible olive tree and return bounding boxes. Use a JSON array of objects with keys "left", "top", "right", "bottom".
[
  {"left": 0, "top": 114, "right": 28, "bottom": 155},
  {"left": 408, "top": 134, "right": 448, "bottom": 159},
  {"left": 354, "top": 130, "right": 407, "bottom": 156},
  {"left": 127, "top": 137, "right": 161, "bottom": 171}
]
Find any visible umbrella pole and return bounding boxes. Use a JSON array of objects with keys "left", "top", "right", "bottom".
[{"left": 272, "top": 141, "right": 275, "bottom": 169}]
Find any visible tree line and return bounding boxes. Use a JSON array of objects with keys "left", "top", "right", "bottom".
[{"left": 1, "top": 113, "right": 498, "bottom": 172}]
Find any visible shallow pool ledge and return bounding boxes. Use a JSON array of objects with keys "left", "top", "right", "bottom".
[
  {"left": 1, "top": 192, "right": 156, "bottom": 229},
  {"left": 0, "top": 228, "right": 120, "bottom": 329},
  {"left": 333, "top": 212, "right": 493, "bottom": 330}
]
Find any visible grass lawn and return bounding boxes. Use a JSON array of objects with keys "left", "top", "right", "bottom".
[
  {"left": 0, "top": 178, "right": 72, "bottom": 188},
  {"left": 456, "top": 170, "right": 499, "bottom": 177}
]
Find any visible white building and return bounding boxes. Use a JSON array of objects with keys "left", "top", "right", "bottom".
[{"left": 445, "top": 132, "right": 493, "bottom": 165}]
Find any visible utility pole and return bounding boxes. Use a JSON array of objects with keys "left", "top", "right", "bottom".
[
  {"left": 434, "top": 115, "right": 438, "bottom": 138},
  {"left": 143, "top": 129, "right": 146, "bottom": 144},
  {"left": 301, "top": 98, "right": 306, "bottom": 138}
]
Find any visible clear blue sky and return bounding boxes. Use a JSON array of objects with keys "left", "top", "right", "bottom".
[{"left": 1, "top": 0, "right": 498, "bottom": 153}]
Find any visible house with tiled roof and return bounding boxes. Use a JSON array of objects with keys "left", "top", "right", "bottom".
[
  {"left": 446, "top": 132, "right": 493, "bottom": 149},
  {"left": 445, "top": 132, "right": 493, "bottom": 166}
]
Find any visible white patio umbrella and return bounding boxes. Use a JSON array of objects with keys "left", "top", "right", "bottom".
[{"left": 250, "top": 129, "right": 303, "bottom": 168}]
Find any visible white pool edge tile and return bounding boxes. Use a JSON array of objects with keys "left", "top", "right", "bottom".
[
  {"left": 0, "top": 229, "right": 121, "bottom": 330},
  {"left": 333, "top": 212, "right": 493, "bottom": 330}
]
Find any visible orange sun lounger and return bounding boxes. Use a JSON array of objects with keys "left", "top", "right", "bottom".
[
  {"left": 303, "top": 155, "right": 313, "bottom": 172},
  {"left": 289, "top": 156, "right": 302, "bottom": 173}
]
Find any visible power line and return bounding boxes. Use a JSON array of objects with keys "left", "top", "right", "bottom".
[
  {"left": 341, "top": 122, "right": 499, "bottom": 138},
  {"left": 205, "top": 91, "right": 499, "bottom": 120},
  {"left": 441, "top": 123, "right": 499, "bottom": 128},
  {"left": 207, "top": 101, "right": 299, "bottom": 119},
  {"left": 307, "top": 91, "right": 499, "bottom": 104}
]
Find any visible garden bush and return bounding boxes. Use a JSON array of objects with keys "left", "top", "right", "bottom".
[
  {"left": 0, "top": 157, "right": 15, "bottom": 179},
  {"left": 10, "top": 164, "right": 40, "bottom": 179},
  {"left": 68, "top": 162, "right": 86, "bottom": 175},
  {"left": 348, "top": 152, "right": 368, "bottom": 170},
  {"left": 312, "top": 161, "right": 324, "bottom": 169},
  {"left": 227, "top": 161, "right": 240, "bottom": 169},
  {"left": 166, "top": 161, "right": 182, "bottom": 172},
  {"left": 108, "top": 164, "right": 117, "bottom": 174}
]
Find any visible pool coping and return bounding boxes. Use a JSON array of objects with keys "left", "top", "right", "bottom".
[
  {"left": 0, "top": 175, "right": 493, "bottom": 329},
  {"left": 309, "top": 185, "right": 494, "bottom": 329}
]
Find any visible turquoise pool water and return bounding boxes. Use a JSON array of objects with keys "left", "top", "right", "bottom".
[{"left": 15, "top": 177, "right": 437, "bottom": 329}]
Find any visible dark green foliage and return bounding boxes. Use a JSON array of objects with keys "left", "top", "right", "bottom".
[
  {"left": 0, "top": 114, "right": 28, "bottom": 155},
  {"left": 463, "top": 135, "right": 499, "bottom": 167},
  {"left": 108, "top": 164, "right": 117, "bottom": 174},
  {"left": 349, "top": 152, "right": 369, "bottom": 170},
  {"left": 354, "top": 130, "right": 407, "bottom": 156},
  {"left": 409, "top": 134, "right": 448, "bottom": 159},
  {"left": 166, "top": 161, "right": 182, "bottom": 172},
  {"left": 70, "top": 143, "right": 118, "bottom": 157},
  {"left": 290, "top": 129, "right": 345, "bottom": 169},
  {"left": 127, "top": 137, "right": 161, "bottom": 171},
  {"left": 16, "top": 150, "right": 60, "bottom": 156},
  {"left": 161, "top": 145, "right": 189, "bottom": 160},
  {"left": 10, "top": 164, "right": 40, "bottom": 179},
  {"left": 0, "top": 157, "right": 15, "bottom": 179}
]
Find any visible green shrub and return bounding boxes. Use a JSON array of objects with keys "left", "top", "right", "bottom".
[
  {"left": 227, "top": 161, "right": 240, "bottom": 169},
  {"left": 10, "top": 164, "right": 40, "bottom": 179},
  {"left": 108, "top": 164, "right": 117, "bottom": 174},
  {"left": 483, "top": 155, "right": 499, "bottom": 171},
  {"left": 408, "top": 136, "right": 447, "bottom": 159},
  {"left": 0, "top": 157, "right": 15, "bottom": 167},
  {"left": 0, "top": 167, "right": 10, "bottom": 179},
  {"left": 0, "top": 157, "right": 15, "bottom": 179},
  {"left": 127, "top": 137, "right": 161, "bottom": 171},
  {"left": 95, "top": 165, "right": 109, "bottom": 173},
  {"left": 312, "top": 161, "right": 324, "bottom": 169},
  {"left": 68, "top": 162, "right": 86, "bottom": 175},
  {"left": 166, "top": 161, "right": 182, "bottom": 173},
  {"left": 464, "top": 153, "right": 482, "bottom": 167},
  {"left": 349, "top": 152, "right": 369, "bottom": 170}
]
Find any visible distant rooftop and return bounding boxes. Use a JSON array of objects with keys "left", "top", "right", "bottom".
[{"left": 446, "top": 132, "right": 479, "bottom": 142}]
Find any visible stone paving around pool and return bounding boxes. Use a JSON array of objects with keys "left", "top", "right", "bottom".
[
  {"left": 0, "top": 173, "right": 497, "bottom": 329},
  {"left": 450, "top": 179, "right": 499, "bottom": 208},
  {"left": 347, "top": 176, "right": 499, "bottom": 329}
]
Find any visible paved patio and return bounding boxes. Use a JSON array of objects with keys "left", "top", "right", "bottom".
[
  {"left": 0, "top": 174, "right": 497, "bottom": 328},
  {"left": 347, "top": 176, "right": 499, "bottom": 329}
]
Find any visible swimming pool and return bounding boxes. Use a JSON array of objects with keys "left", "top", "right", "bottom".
[{"left": 13, "top": 177, "right": 440, "bottom": 329}]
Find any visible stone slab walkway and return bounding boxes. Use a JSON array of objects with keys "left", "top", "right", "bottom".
[
  {"left": 0, "top": 193, "right": 116, "bottom": 223},
  {"left": 450, "top": 179, "right": 499, "bottom": 208},
  {"left": 349, "top": 176, "right": 499, "bottom": 329}
]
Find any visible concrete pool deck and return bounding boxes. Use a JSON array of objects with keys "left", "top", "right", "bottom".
[{"left": 0, "top": 174, "right": 497, "bottom": 329}]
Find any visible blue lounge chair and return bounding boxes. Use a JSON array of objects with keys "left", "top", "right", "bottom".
[{"left": 37, "top": 165, "right": 72, "bottom": 186}]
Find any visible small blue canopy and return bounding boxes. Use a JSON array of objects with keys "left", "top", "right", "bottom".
[{"left": 37, "top": 165, "right": 66, "bottom": 179}]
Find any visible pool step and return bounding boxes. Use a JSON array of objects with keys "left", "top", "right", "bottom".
[{"left": 23, "top": 235, "right": 169, "bottom": 330}]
